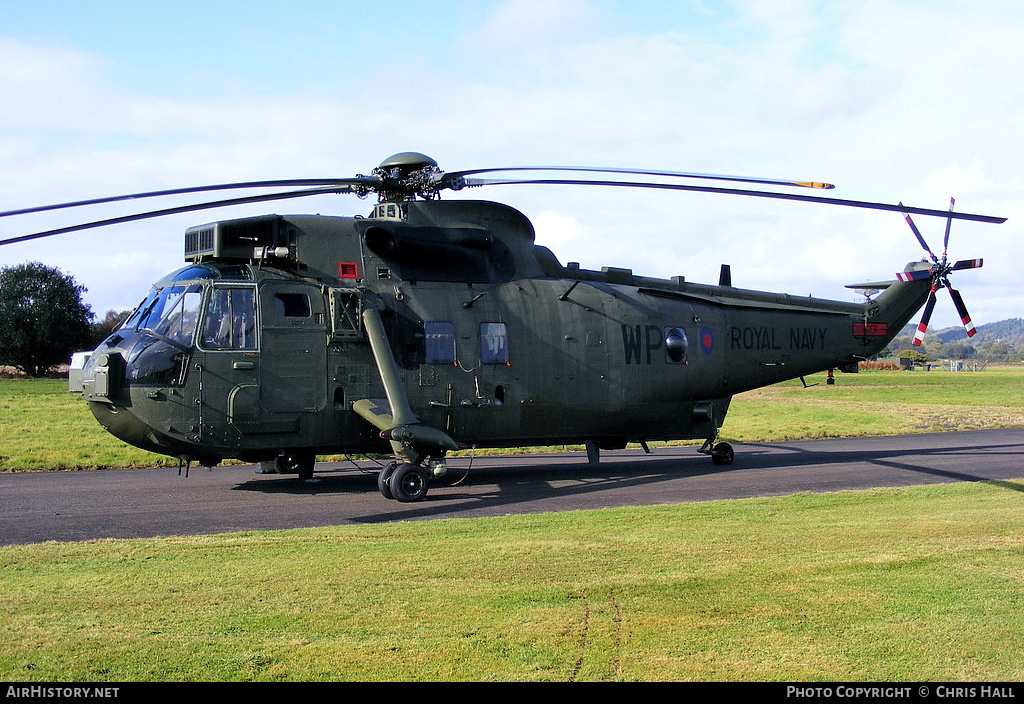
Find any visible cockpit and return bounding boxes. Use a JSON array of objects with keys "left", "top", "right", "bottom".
[
  {"left": 120, "top": 263, "right": 255, "bottom": 346},
  {"left": 85, "top": 263, "right": 258, "bottom": 392}
]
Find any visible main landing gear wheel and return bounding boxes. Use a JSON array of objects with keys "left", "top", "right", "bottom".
[
  {"left": 377, "top": 462, "right": 398, "bottom": 500},
  {"left": 389, "top": 463, "right": 431, "bottom": 502},
  {"left": 711, "top": 442, "right": 735, "bottom": 466}
]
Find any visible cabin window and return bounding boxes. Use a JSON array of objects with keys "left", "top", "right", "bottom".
[
  {"left": 201, "top": 287, "right": 257, "bottom": 350},
  {"left": 480, "top": 322, "right": 509, "bottom": 365},
  {"left": 665, "top": 327, "right": 688, "bottom": 364},
  {"left": 425, "top": 321, "right": 456, "bottom": 364},
  {"left": 273, "top": 292, "right": 311, "bottom": 318}
]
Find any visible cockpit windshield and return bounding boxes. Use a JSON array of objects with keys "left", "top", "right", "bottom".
[{"left": 132, "top": 284, "right": 204, "bottom": 345}]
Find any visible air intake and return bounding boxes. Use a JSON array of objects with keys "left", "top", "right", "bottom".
[{"left": 185, "top": 216, "right": 287, "bottom": 261}]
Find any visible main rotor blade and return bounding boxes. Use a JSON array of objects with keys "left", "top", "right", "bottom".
[
  {"left": 463, "top": 177, "right": 1007, "bottom": 224},
  {"left": 0, "top": 186, "right": 357, "bottom": 246},
  {"left": 446, "top": 165, "right": 835, "bottom": 190},
  {"left": 947, "top": 285, "right": 977, "bottom": 337},
  {"left": 913, "top": 290, "right": 938, "bottom": 346},
  {"left": 0, "top": 178, "right": 379, "bottom": 219}
]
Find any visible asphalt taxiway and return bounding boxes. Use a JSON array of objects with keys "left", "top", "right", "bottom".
[{"left": 2, "top": 428, "right": 1023, "bottom": 546}]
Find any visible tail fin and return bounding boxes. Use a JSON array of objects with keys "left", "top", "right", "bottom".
[{"left": 855, "top": 266, "right": 934, "bottom": 351}]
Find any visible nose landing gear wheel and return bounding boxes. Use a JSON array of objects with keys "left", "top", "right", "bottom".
[{"left": 389, "top": 463, "right": 431, "bottom": 502}]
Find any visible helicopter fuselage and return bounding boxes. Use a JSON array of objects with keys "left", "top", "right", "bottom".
[{"left": 74, "top": 197, "right": 932, "bottom": 488}]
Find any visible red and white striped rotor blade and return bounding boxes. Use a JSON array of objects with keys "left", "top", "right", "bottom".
[
  {"left": 900, "top": 203, "right": 938, "bottom": 263},
  {"left": 913, "top": 290, "right": 938, "bottom": 346},
  {"left": 951, "top": 258, "right": 983, "bottom": 271},
  {"left": 897, "top": 268, "right": 933, "bottom": 282},
  {"left": 947, "top": 286, "right": 977, "bottom": 337}
]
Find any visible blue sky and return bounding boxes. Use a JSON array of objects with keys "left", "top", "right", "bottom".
[{"left": 1, "top": 0, "right": 1020, "bottom": 332}]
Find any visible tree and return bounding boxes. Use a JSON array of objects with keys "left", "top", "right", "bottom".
[
  {"left": 897, "top": 348, "right": 929, "bottom": 364},
  {"left": 0, "top": 262, "right": 94, "bottom": 377},
  {"left": 91, "top": 309, "right": 131, "bottom": 348},
  {"left": 945, "top": 341, "right": 977, "bottom": 360}
]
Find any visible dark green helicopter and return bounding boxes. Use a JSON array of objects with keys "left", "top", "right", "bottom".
[{"left": 0, "top": 153, "right": 1004, "bottom": 501}]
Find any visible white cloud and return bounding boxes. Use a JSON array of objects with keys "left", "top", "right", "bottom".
[{"left": 460, "top": 0, "right": 608, "bottom": 56}]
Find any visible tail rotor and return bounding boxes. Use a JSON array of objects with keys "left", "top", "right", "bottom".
[{"left": 898, "top": 200, "right": 983, "bottom": 346}]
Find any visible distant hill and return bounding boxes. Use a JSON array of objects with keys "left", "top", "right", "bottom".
[
  {"left": 885, "top": 318, "right": 1024, "bottom": 361},
  {"left": 933, "top": 318, "right": 1024, "bottom": 344}
]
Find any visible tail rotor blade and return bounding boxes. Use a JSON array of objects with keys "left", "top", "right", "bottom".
[
  {"left": 913, "top": 290, "right": 937, "bottom": 346},
  {"left": 900, "top": 203, "right": 938, "bottom": 263},
  {"left": 896, "top": 268, "right": 933, "bottom": 282},
  {"left": 941, "top": 197, "right": 954, "bottom": 260},
  {"left": 951, "top": 258, "right": 983, "bottom": 271},
  {"left": 947, "top": 286, "right": 977, "bottom": 337}
]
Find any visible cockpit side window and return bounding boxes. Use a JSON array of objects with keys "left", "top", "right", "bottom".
[{"left": 201, "top": 287, "right": 258, "bottom": 350}]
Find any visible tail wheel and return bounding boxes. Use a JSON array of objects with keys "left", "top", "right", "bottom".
[
  {"left": 389, "top": 463, "right": 431, "bottom": 502},
  {"left": 711, "top": 442, "right": 734, "bottom": 466},
  {"left": 276, "top": 451, "right": 315, "bottom": 480}
]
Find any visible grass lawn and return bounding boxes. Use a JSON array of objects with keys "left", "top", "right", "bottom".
[
  {"left": 2, "top": 480, "right": 1023, "bottom": 682},
  {"left": 2, "top": 368, "right": 1023, "bottom": 681}
]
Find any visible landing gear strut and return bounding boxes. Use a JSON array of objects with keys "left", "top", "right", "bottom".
[{"left": 359, "top": 306, "right": 459, "bottom": 503}]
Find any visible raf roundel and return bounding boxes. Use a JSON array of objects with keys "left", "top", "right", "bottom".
[{"left": 700, "top": 327, "right": 715, "bottom": 354}]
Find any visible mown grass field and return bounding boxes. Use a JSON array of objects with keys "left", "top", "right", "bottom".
[
  {"left": 722, "top": 366, "right": 1024, "bottom": 443},
  {"left": 1, "top": 368, "right": 1023, "bottom": 681},
  {"left": 3, "top": 481, "right": 1024, "bottom": 682}
]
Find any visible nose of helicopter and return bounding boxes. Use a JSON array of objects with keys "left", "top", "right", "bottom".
[{"left": 86, "top": 399, "right": 166, "bottom": 455}]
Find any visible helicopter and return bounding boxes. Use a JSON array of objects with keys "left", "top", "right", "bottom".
[{"left": 0, "top": 152, "right": 1005, "bottom": 502}]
